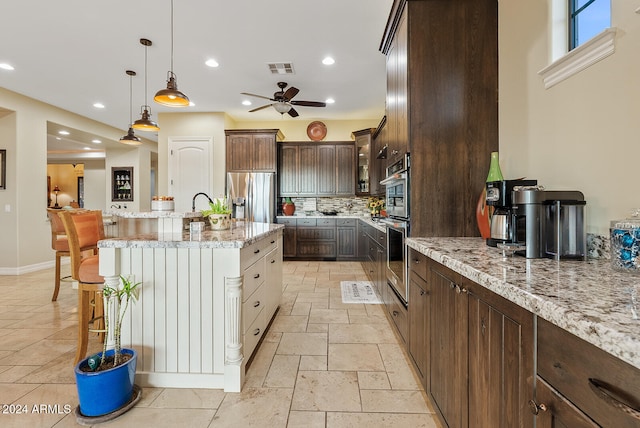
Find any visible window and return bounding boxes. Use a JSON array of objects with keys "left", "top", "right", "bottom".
[{"left": 569, "top": 0, "right": 611, "bottom": 50}]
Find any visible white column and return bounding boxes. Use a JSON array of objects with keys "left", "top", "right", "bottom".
[
  {"left": 224, "top": 276, "right": 243, "bottom": 392},
  {"left": 99, "top": 247, "right": 121, "bottom": 350}
]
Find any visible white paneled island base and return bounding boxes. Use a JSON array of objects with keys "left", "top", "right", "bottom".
[{"left": 98, "top": 221, "right": 284, "bottom": 392}]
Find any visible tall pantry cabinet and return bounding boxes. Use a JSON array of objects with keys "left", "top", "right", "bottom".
[{"left": 380, "top": 0, "right": 499, "bottom": 237}]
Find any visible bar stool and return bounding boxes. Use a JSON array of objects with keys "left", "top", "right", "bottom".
[
  {"left": 46, "top": 208, "right": 71, "bottom": 301},
  {"left": 58, "top": 210, "right": 106, "bottom": 365}
]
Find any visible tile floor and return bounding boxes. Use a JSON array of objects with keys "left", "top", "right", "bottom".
[{"left": 0, "top": 261, "right": 440, "bottom": 427}]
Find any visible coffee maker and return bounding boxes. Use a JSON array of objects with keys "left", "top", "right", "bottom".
[
  {"left": 511, "top": 187, "right": 587, "bottom": 260},
  {"left": 486, "top": 179, "right": 538, "bottom": 247}
]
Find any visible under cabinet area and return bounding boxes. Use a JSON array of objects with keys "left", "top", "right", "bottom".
[
  {"left": 411, "top": 257, "right": 535, "bottom": 428},
  {"left": 535, "top": 318, "right": 640, "bottom": 428}
]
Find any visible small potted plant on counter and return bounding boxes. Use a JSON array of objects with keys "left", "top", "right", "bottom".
[
  {"left": 282, "top": 197, "right": 296, "bottom": 216},
  {"left": 202, "top": 196, "right": 232, "bottom": 230},
  {"left": 74, "top": 275, "right": 142, "bottom": 423}
]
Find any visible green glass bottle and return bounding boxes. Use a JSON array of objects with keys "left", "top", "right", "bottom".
[{"left": 486, "top": 151, "right": 504, "bottom": 182}]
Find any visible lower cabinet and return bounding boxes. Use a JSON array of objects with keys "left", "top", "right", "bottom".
[
  {"left": 535, "top": 318, "right": 640, "bottom": 428},
  {"left": 412, "top": 257, "right": 535, "bottom": 428},
  {"left": 337, "top": 218, "right": 357, "bottom": 259},
  {"left": 297, "top": 218, "right": 337, "bottom": 259}
]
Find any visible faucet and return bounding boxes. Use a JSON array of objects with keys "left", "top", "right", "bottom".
[{"left": 192, "top": 192, "right": 214, "bottom": 212}]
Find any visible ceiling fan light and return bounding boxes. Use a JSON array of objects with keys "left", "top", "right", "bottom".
[
  {"left": 154, "top": 72, "right": 189, "bottom": 107},
  {"left": 273, "top": 102, "right": 291, "bottom": 114},
  {"left": 119, "top": 127, "right": 142, "bottom": 145},
  {"left": 132, "top": 106, "right": 160, "bottom": 131}
]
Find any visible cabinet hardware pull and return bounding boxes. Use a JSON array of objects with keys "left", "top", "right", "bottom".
[
  {"left": 271, "top": 240, "right": 275, "bottom": 244},
  {"left": 270, "top": 259, "right": 276, "bottom": 264},
  {"left": 450, "top": 282, "right": 456, "bottom": 290},
  {"left": 528, "top": 399, "right": 547, "bottom": 415},
  {"left": 414, "top": 259, "right": 420, "bottom": 264},
  {"left": 254, "top": 301, "right": 261, "bottom": 307},
  {"left": 392, "top": 310, "right": 399, "bottom": 317},
  {"left": 588, "top": 378, "right": 640, "bottom": 420},
  {"left": 254, "top": 274, "right": 260, "bottom": 279},
  {"left": 254, "top": 249, "right": 260, "bottom": 254},
  {"left": 253, "top": 328, "right": 261, "bottom": 336},
  {"left": 420, "top": 290, "right": 426, "bottom": 296}
]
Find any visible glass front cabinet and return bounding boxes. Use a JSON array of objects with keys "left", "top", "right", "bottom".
[{"left": 111, "top": 166, "right": 133, "bottom": 202}]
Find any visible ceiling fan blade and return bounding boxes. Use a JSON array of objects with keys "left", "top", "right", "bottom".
[
  {"left": 287, "top": 107, "right": 299, "bottom": 118},
  {"left": 283, "top": 86, "right": 299, "bottom": 101},
  {"left": 241, "top": 92, "right": 274, "bottom": 101},
  {"left": 249, "top": 104, "right": 273, "bottom": 112},
  {"left": 290, "top": 100, "right": 327, "bottom": 108}
]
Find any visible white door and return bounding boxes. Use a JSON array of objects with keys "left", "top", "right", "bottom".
[{"left": 168, "top": 137, "right": 212, "bottom": 213}]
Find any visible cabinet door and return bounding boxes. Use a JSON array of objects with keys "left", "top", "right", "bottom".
[
  {"left": 408, "top": 273, "right": 428, "bottom": 389},
  {"left": 337, "top": 226, "right": 357, "bottom": 259},
  {"left": 282, "top": 225, "right": 297, "bottom": 258},
  {"left": 317, "top": 145, "right": 336, "bottom": 195},
  {"left": 429, "top": 261, "right": 468, "bottom": 428},
  {"left": 371, "top": 122, "right": 387, "bottom": 196},
  {"left": 394, "top": 9, "right": 408, "bottom": 160},
  {"left": 265, "top": 242, "right": 283, "bottom": 319},
  {"left": 252, "top": 134, "right": 276, "bottom": 171},
  {"left": 279, "top": 145, "right": 298, "bottom": 195},
  {"left": 467, "top": 285, "right": 535, "bottom": 428},
  {"left": 336, "top": 144, "right": 355, "bottom": 196},
  {"left": 226, "top": 134, "right": 253, "bottom": 171},
  {"left": 534, "top": 377, "right": 599, "bottom": 428},
  {"left": 298, "top": 145, "right": 317, "bottom": 195}
]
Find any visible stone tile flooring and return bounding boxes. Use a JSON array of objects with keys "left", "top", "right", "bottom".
[{"left": 0, "top": 261, "right": 439, "bottom": 427}]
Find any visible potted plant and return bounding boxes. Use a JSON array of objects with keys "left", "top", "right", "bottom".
[
  {"left": 202, "top": 196, "right": 232, "bottom": 230},
  {"left": 282, "top": 197, "right": 295, "bottom": 216},
  {"left": 74, "top": 275, "right": 141, "bottom": 421}
]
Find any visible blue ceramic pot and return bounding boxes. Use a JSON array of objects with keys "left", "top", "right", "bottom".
[{"left": 74, "top": 348, "right": 137, "bottom": 417}]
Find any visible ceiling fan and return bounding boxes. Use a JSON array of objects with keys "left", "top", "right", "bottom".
[{"left": 241, "top": 81, "right": 326, "bottom": 117}]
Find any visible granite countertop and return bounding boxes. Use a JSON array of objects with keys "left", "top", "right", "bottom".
[
  {"left": 406, "top": 237, "right": 640, "bottom": 370},
  {"left": 98, "top": 221, "right": 283, "bottom": 249},
  {"left": 111, "top": 211, "right": 204, "bottom": 219}
]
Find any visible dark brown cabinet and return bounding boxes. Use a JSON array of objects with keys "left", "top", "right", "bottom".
[
  {"left": 296, "top": 218, "right": 336, "bottom": 259},
  {"left": 336, "top": 218, "right": 357, "bottom": 259},
  {"left": 352, "top": 128, "right": 376, "bottom": 196},
  {"left": 380, "top": 0, "right": 498, "bottom": 237},
  {"left": 279, "top": 142, "right": 355, "bottom": 197},
  {"left": 370, "top": 118, "right": 388, "bottom": 197},
  {"left": 426, "top": 258, "right": 534, "bottom": 428},
  {"left": 535, "top": 318, "right": 640, "bottom": 428},
  {"left": 278, "top": 217, "right": 297, "bottom": 258},
  {"left": 111, "top": 166, "right": 133, "bottom": 202},
  {"left": 408, "top": 249, "right": 429, "bottom": 389},
  {"left": 225, "top": 129, "right": 282, "bottom": 172}
]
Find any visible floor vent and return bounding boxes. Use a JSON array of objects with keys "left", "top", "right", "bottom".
[{"left": 267, "top": 62, "right": 295, "bottom": 74}]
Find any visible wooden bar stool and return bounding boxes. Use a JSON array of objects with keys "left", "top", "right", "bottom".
[
  {"left": 58, "top": 210, "right": 106, "bottom": 365},
  {"left": 46, "top": 208, "right": 71, "bottom": 302}
]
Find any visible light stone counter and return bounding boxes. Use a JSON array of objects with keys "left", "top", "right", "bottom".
[
  {"left": 98, "top": 221, "right": 283, "bottom": 249},
  {"left": 406, "top": 237, "right": 640, "bottom": 370}
]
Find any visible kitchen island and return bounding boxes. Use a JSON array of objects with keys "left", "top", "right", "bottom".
[{"left": 98, "top": 221, "right": 284, "bottom": 392}]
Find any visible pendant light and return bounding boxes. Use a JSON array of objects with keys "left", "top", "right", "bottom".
[
  {"left": 154, "top": 0, "right": 190, "bottom": 107},
  {"left": 133, "top": 38, "right": 160, "bottom": 132},
  {"left": 119, "top": 70, "right": 142, "bottom": 145}
]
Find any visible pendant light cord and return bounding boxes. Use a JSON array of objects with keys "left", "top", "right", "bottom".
[
  {"left": 144, "top": 43, "right": 148, "bottom": 105},
  {"left": 170, "top": 0, "right": 174, "bottom": 73},
  {"left": 128, "top": 74, "right": 133, "bottom": 125}
]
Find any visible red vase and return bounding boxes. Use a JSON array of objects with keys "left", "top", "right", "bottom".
[
  {"left": 476, "top": 188, "right": 493, "bottom": 239},
  {"left": 282, "top": 202, "right": 295, "bottom": 216}
]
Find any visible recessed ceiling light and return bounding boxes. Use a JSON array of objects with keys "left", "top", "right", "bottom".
[
  {"left": 55, "top": 137, "right": 61, "bottom": 140},
  {"left": 325, "top": 98, "right": 335, "bottom": 104},
  {"left": 93, "top": 102, "right": 105, "bottom": 109},
  {"left": 242, "top": 100, "right": 252, "bottom": 106},
  {"left": 0, "top": 63, "right": 15, "bottom": 70},
  {"left": 322, "top": 57, "right": 335, "bottom": 65},
  {"left": 189, "top": 101, "right": 195, "bottom": 107},
  {"left": 92, "top": 139, "right": 102, "bottom": 144},
  {"left": 205, "top": 59, "right": 219, "bottom": 68},
  {"left": 83, "top": 147, "right": 91, "bottom": 150},
  {"left": 58, "top": 130, "right": 70, "bottom": 135}
]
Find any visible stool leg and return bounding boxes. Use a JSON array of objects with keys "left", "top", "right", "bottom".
[
  {"left": 75, "top": 285, "right": 91, "bottom": 365},
  {"left": 52, "top": 253, "right": 61, "bottom": 302}
]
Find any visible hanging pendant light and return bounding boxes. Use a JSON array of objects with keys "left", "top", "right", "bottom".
[
  {"left": 154, "top": 0, "right": 190, "bottom": 107},
  {"left": 119, "top": 70, "right": 142, "bottom": 145},
  {"left": 133, "top": 38, "right": 160, "bottom": 131}
]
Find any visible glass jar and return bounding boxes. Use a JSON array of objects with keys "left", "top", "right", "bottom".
[{"left": 611, "top": 212, "right": 640, "bottom": 273}]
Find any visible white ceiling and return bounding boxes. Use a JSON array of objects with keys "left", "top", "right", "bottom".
[{"left": 0, "top": 0, "right": 394, "bottom": 154}]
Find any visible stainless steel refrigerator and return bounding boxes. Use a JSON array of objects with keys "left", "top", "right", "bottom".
[{"left": 226, "top": 172, "right": 276, "bottom": 223}]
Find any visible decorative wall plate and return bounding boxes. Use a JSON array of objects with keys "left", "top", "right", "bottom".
[{"left": 307, "top": 121, "right": 327, "bottom": 141}]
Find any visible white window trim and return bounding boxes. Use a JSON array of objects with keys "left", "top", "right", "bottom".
[{"left": 538, "top": 27, "right": 617, "bottom": 89}]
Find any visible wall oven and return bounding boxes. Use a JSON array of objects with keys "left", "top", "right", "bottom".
[{"left": 379, "top": 153, "right": 410, "bottom": 305}]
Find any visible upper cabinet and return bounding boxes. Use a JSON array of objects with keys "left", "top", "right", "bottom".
[
  {"left": 225, "top": 129, "right": 283, "bottom": 172},
  {"left": 380, "top": 0, "right": 498, "bottom": 237},
  {"left": 278, "top": 142, "right": 355, "bottom": 197},
  {"left": 352, "top": 128, "right": 377, "bottom": 196}
]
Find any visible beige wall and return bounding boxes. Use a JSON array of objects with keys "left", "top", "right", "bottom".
[{"left": 499, "top": 0, "right": 640, "bottom": 235}]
